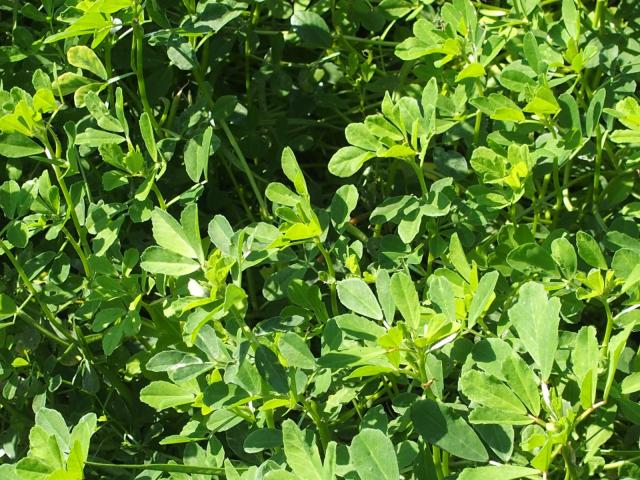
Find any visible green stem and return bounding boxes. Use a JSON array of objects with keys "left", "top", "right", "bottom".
[
  {"left": 473, "top": 110, "right": 483, "bottom": 146},
  {"left": 86, "top": 460, "right": 238, "bottom": 476},
  {"left": 61, "top": 226, "right": 91, "bottom": 276},
  {"left": 344, "top": 223, "right": 368, "bottom": 243},
  {"left": 18, "top": 311, "right": 69, "bottom": 348},
  {"left": 315, "top": 238, "right": 338, "bottom": 317},
  {"left": 601, "top": 298, "right": 613, "bottom": 355},
  {"left": 340, "top": 35, "right": 398, "bottom": 47},
  {"left": 220, "top": 121, "right": 269, "bottom": 219},
  {"left": 407, "top": 159, "right": 428, "bottom": 196},
  {"left": 593, "top": 125, "right": 603, "bottom": 204},
  {"left": 304, "top": 399, "right": 331, "bottom": 452},
  {"left": 132, "top": 6, "right": 157, "bottom": 128},
  {"left": 593, "top": 0, "right": 607, "bottom": 31},
  {"left": 433, "top": 445, "right": 445, "bottom": 480},
  {"left": 552, "top": 157, "right": 562, "bottom": 221},
  {"left": 603, "top": 457, "right": 640, "bottom": 471},
  {"left": 151, "top": 182, "right": 167, "bottom": 209},
  {"left": 0, "top": 240, "right": 74, "bottom": 342},
  {"left": 53, "top": 165, "right": 91, "bottom": 262},
  {"left": 1, "top": 240, "right": 134, "bottom": 408}
]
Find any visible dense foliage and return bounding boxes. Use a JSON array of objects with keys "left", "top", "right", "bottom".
[{"left": 1, "top": 0, "right": 640, "bottom": 478}]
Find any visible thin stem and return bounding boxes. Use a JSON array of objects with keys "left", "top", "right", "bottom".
[
  {"left": 53, "top": 164, "right": 91, "bottom": 254},
  {"left": 61, "top": 226, "right": 91, "bottom": 276},
  {"left": 407, "top": 159, "right": 428, "bottom": 196},
  {"left": 151, "top": 182, "right": 167, "bottom": 209},
  {"left": 593, "top": 0, "right": 607, "bottom": 31},
  {"left": 304, "top": 399, "right": 331, "bottom": 452},
  {"left": 0, "top": 240, "right": 74, "bottom": 343},
  {"left": 473, "top": 110, "right": 483, "bottom": 146},
  {"left": 132, "top": 5, "right": 157, "bottom": 128},
  {"left": 220, "top": 121, "right": 269, "bottom": 220},
  {"left": 433, "top": 445, "right": 445, "bottom": 480},
  {"left": 593, "top": 125, "right": 603, "bottom": 204},
  {"left": 601, "top": 298, "right": 613, "bottom": 354},
  {"left": 17, "top": 311, "right": 69, "bottom": 348},
  {"left": 86, "top": 460, "right": 236, "bottom": 476},
  {"left": 315, "top": 238, "right": 338, "bottom": 317}
]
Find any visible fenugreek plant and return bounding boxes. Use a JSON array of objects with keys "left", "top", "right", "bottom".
[{"left": 1, "top": 0, "right": 640, "bottom": 479}]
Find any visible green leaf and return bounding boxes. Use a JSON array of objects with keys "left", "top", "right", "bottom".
[
  {"left": 448, "top": 233, "right": 471, "bottom": 282},
  {"left": 604, "top": 324, "right": 634, "bottom": 400},
  {"left": 460, "top": 370, "right": 527, "bottom": 414},
  {"left": 469, "top": 407, "right": 534, "bottom": 425},
  {"left": 266, "top": 182, "right": 302, "bottom": 207},
  {"left": 140, "top": 381, "right": 197, "bottom": 410},
  {"left": 0, "top": 133, "right": 44, "bottom": 158},
  {"left": 475, "top": 424, "right": 514, "bottom": 463},
  {"left": 412, "top": 399, "right": 488, "bottom": 462},
  {"left": 180, "top": 203, "right": 205, "bottom": 264},
  {"left": 140, "top": 246, "right": 201, "bottom": 276},
  {"left": 621, "top": 372, "right": 640, "bottom": 395},
  {"left": 376, "top": 269, "right": 395, "bottom": 324},
  {"left": 350, "top": 429, "right": 399, "bottom": 480},
  {"left": 523, "top": 32, "right": 543, "bottom": 74},
  {"left": 147, "top": 351, "right": 213, "bottom": 382},
  {"left": 0, "top": 293, "right": 17, "bottom": 320},
  {"left": 328, "top": 146, "right": 375, "bottom": 177},
  {"left": 390, "top": 272, "right": 420, "bottom": 329},
  {"left": 151, "top": 207, "right": 200, "bottom": 260},
  {"left": 573, "top": 326, "right": 599, "bottom": 408},
  {"left": 523, "top": 86, "right": 560, "bottom": 116},
  {"left": 35, "top": 407, "right": 70, "bottom": 452},
  {"left": 507, "top": 243, "right": 558, "bottom": 276},
  {"left": 610, "top": 129, "right": 640, "bottom": 144},
  {"left": 281, "top": 147, "right": 308, "bottom": 197},
  {"left": 84, "top": 91, "right": 123, "bottom": 132},
  {"left": 576, "top": 231, "right": 607, "bottom": 269},
  {"left": 69, "top": 413, "right": 97, "bottom": 464},
  {"left": 345, "top": 123, "right": 378, "bottom": 151},
  {"left": 586, "top": 88, "right": 606, "bottom": 137},
  {"left": 561, "top": 0, "right": 579, "bottom": 39},
  {"left": 558, "top": 93, "right": 582, "bottom": 137},
  {"left": 244, "top": 428, "right": 283, "bottom": 453},
  {"left": 208, "top": 215, "right": 234, "bottom": 256},
  {"left": 456, "top": 62, "right": 485, "bottom": 82},
  {"left": 337, "top": 278, "right": 383, "bottom": 320},
  {"left": 290, "top": 11, "right": 331, "bottom": 49},
  {"left": 503, "top": 354, "right": 541, "bottom": 416},
  {"left": 184, "top": 127, "right": 217, "bottom": 183},
  {"left": 67, "top": 45, "right": 108, "bottom": 80},
  {"left": 428, "top": 276, "right": 456, "bottom": 323},
  {"left": 282, "top": 419, "right": 324, "bottom": 480},
  {"left": 498, "top": 63, "right": 536, "bottom": 93},
  {"left": 459, "top": 465, "right": 541, "bottom": 480},
  {"left": 16, "top": 457, "right": 54, "bottom": 478},
  {"left": 329, "top": 184, "right": 358, "bottom": 230},
  {"left": 139, "top": 112, "right": 157, "bottom": 162},
  {"left": 551, "top": 237, "right": 577, "bottom": 279},
  {"left": 255, "top": 345, "right": 289, "bottom": 394},
  {"left": 75, "top": 128, "right": 125, "bottom": 147},
  {"left": 278, "top": 332, "right": 316, "bottom": 370},
  {"left": 467, "top": 271, "right": 498, "bottom": 328},
  {"left": 508, "top": 282, "right": 560, "bottom": 381}
]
